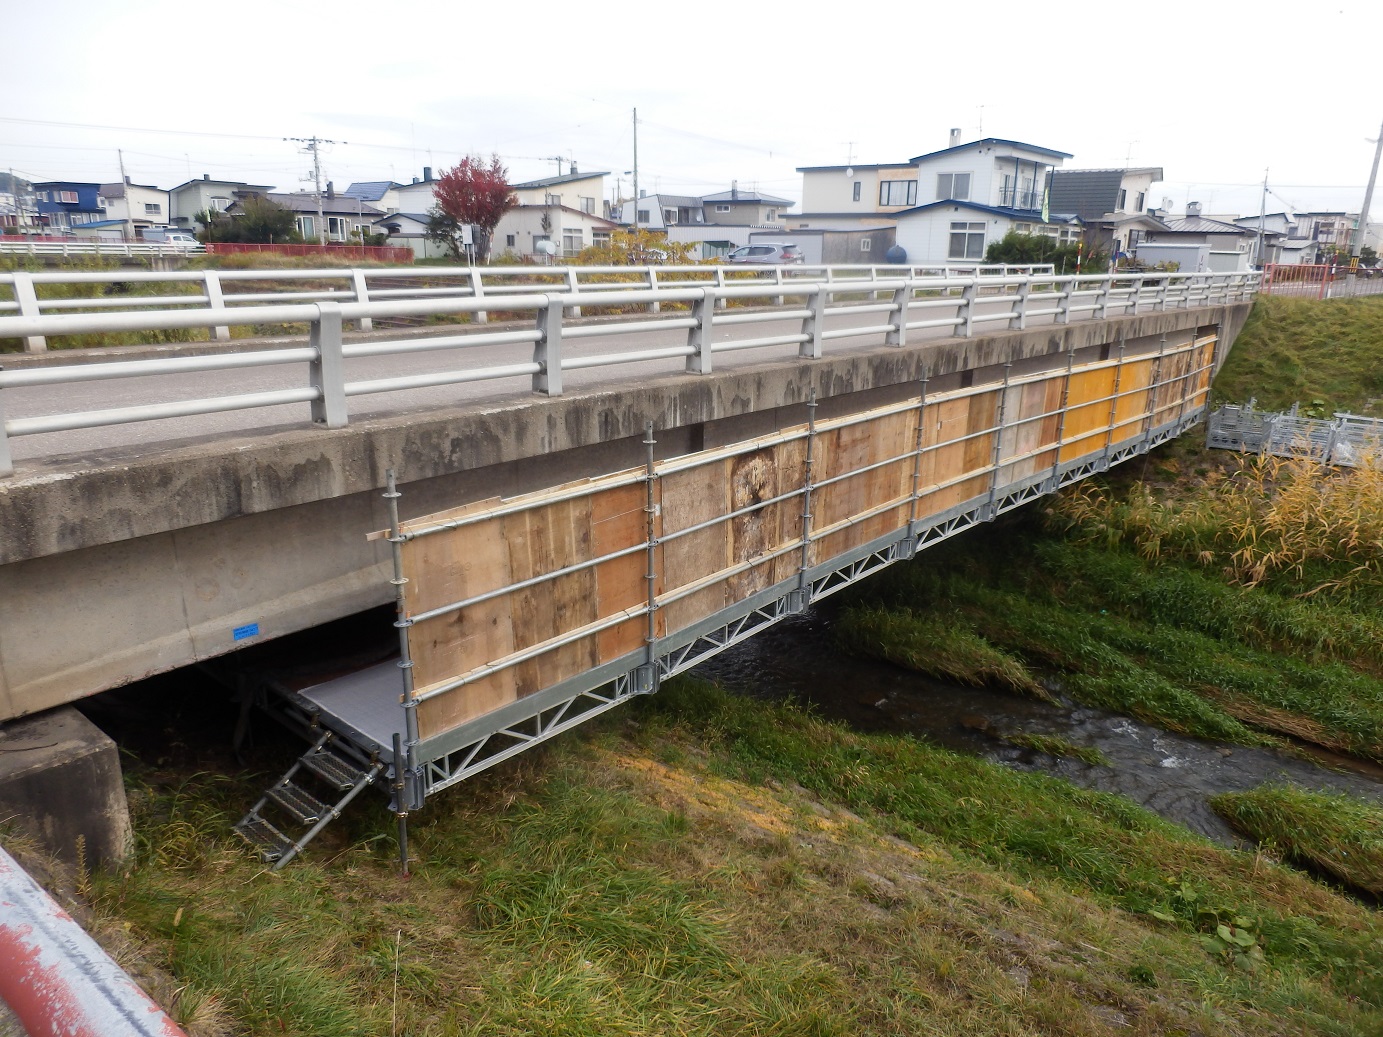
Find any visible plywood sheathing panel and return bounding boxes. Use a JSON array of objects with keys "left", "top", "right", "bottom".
[
  {"left": 659, "top": 464, "right": 731, "bottom": 633},
  {"left": 1059, "top": 367, "right": 1118, "bottom": 462}
]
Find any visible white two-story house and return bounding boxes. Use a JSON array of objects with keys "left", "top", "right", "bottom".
[{"left": 793, "top": 135, "right": 1075, "bottom": 264}]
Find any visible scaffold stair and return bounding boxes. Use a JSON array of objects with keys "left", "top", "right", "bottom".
[{"left": 233, "top": 731, "right": 384, "bottom": 870}]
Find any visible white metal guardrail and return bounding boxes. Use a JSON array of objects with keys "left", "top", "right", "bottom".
[
  {"left": 0, "top": 238, "right": 204, "bottom": 259},
  {"left": 0, "top": 269, "right": 1258, "bottom": 475},
  {"left": 0, "top": 262, "right": 1057, "bottom": 352},
  {"left": 1207, "top": 404, "right": 1383, "bottom": 466}
]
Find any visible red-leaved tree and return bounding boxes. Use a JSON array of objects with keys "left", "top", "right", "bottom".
[{"left": 426, "top": 154, "right": 516, "bottom": 263}]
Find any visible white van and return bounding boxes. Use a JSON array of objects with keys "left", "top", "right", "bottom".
[{"left": 142, "top": 228, "right": 201, "bottom": 249}]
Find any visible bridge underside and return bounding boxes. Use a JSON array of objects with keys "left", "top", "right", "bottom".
[{"left": 0, "top": 304, "right": 1251, "bottom": 731}]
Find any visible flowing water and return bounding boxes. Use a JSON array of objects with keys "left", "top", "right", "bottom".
[{"left": 693, "top": 609, "right": 1383, "bottom": 848}]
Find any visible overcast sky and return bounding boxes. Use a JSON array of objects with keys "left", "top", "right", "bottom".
[{"left": 3, "top": 0, "right": 1381, "bottom": 221}]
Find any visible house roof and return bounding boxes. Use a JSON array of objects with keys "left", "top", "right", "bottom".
[
  {"left": 795, "top": 162, "right": 917, "bottom": 173},
  {"left": 513, "top": 171, "right": 610, "bottom": 189},
  {"left": 700, "top": 189, "right": 793, "bottom": 205},
  {"left": 232, "top": 193, "right": 383, "bottom": 216},
  {"left": 343, "top": 181, "right": 402, "bottom": 201},
  {"left": 908, "top": 138, "right": 1074, "bottom": 163},
  {"left": 1048, "top": 168, "right": 1165, "bottom": 221},
  {"left": 894, "top": 200, "right": 1082, "bottom": 224},
  {"left": 98, "top": 182, "right": 164, "bottom": 197},
  {"left": 168, "top": 178, "right": 274, "bottom": 192},
  {"left": 641, "top": 194, "right": 702, "bottom": 208},
  {"left": 1156, "top": 216, "right": 1252, "bottom": 235}
]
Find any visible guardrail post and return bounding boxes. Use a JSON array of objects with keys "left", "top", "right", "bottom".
[
  {"left": 10, "top": 272, "right": 45, "bottom": 352},
  {"left": 715, "top": 267, "right": 728, "bottom": 309},
  {"left": 351, "top": 269, "right": 373, "bottom": 332},
  {"left": 0, "top": 373, "right": 13, "bottom": 476},
  {"left": 687, "top": 288, "right": 715, "bottom": 373},
  {"left": 1057, "top": 278, "right": 1074, "bottom": 324},
  {"left": 961, "top": 280, "right": 978, "bottom": 337},
  {"left": 1095, "top": 277, "right": 1111, "bottom": 321},
  {"left": 309, "top": 302, "right": 347, "bottom": 428},
  {"left": 1129, "top": 276, "right": 1144, "bottom": 315},
  {"left": 1010, "top": 278, "right": 1030, "bottom": 330},
  {"left": 565, "top": 268, "right": 581, "bottom": 317},
  {"left": 469, "top": 268, "right": 488, "bottom": 324},
  {"left": 534, "top": 295, "right": 563, "bottom": 395},
  {"left": 773, "top": 267, "right": 785, "bottom": 307},
  {"left": 647, "top": 268, "right": 661, "bottom": 314},
  {"left": 202, "top": 270, "right": 231, "bottom": 342},
  {"left": 886, "top": 284, "right": 909, "bottom": 346},
  {"left": 800, "top": 285, "right": 825, "bottom": 358}
]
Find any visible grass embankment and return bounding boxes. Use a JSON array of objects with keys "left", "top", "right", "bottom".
[
  {"left": 45, "top": 680, "right": 1380, "bottom": 1036},
  {"left": 1212, "top": 784, "right": 1383, "bottom": 898},
  {"left": 1213, "top": 293, "right": 1383, "bottom": 414}
]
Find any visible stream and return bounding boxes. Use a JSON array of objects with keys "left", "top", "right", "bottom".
[{"left": 693, "top": 608, "right": 1383, "bottom": 849}]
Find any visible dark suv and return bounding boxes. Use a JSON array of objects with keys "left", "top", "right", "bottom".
[{"left": 726, "top": 243, "right": 805, "bottom": 265}]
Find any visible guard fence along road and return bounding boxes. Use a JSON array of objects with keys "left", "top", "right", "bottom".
[{"left": 0, "top": 267, "right": 1258, "bottom": 476}]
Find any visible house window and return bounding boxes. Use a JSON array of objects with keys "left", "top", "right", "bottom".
[
  {"left": 36, "top": 191, "right": 49, "bottom": 202},
  {"left": 860, "top": 238, "right": 872, "bottom": 252},
  {"left": 506, "top": 234, "right": 516, "bottom": 247},
  {"left": 580, "top": 196, "right": 595, "bottom": 214},
  {"left": 545, "top": 193, "right": 562, "bottom": 205},
  {"left": 562, "top": 228, "right": 583, "bottom": 255},
  {"left": 637, "top": 209, "right": 650, "bottom": 223},
  {"left": 715, "top": 204, "right": 731, "bottom": 212},
  {"left": 144, "top": 202, "right": 161, "bottom": 215},
  {"left": 327, "top": 216, "right": 350, "bottom": 238},
  {"left": 766, "top": 209, "right": 777, "bottom": 221},
  {"left": 879, "top": 180, "right": 917, "bottom": 206},
  {"left": 936, "top": 173, "right": 971, "bottom": 201},
  {"left": 852, "top": 181, "right": 861, "bottom": 202},
  {"left": 1135, "top": 191, "right": 1145, "bottom": 211},
  {"left": 948, "top": 221, "right": 985, "bottom": 260},
  {"left": 297, "top": 215, "right": 315, "bottom": 238},
  {"left": 58, "top": 191, "right": 78, "bottom": 204},
  {"left": 1117, "top": 188, "right": 1127, "bottom": 211},
  {"left": 210, "top": 196, "right": 231, "bottom": 211},
  {"left": 592, "top": 231, "right": 611, "bottom": 247},
  {"left": 664, "top": 208, "right": 677, "bottom": 224}
]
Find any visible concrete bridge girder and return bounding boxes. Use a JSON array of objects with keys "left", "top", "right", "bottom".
[{"left": 0, "top": 304, "right": 1251, "bottom": 722}]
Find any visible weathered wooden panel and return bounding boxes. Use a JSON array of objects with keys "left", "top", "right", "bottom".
[
  {"left": 1059, "top": 367, "right": 1117, "bottom": 461},
  {"left": 660, "top": 463, "right": 731, "bottom": 633},
  {"left": 1110, "top": 357, "right": 1155, "bottom": 448},
  {"left": 813, "top": 408, "right": 915, "bottom": 558},
  {"left": 592, "top": 481, "right": 657, "bottom": 663}
]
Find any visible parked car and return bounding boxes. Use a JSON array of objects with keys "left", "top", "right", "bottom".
[
  {"left": 141, "top": 228, "right": 201, "bottom": 249},
  {"left": 726, "top": 243, "right": 804, "bottom": 265}
]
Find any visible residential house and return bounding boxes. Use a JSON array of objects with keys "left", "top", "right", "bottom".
[
  {"left": 391, "top": 168, "right": 441, "bottom": 216},
  {"left": 169, "top": 176, "right": 275, "bottom": 228},
  {"left": 494, "top": 168, "right": 613, "bottom": 258},
  {"left": 97, "top": 179, "right": 172, "bottom": 239},
  {"left": 1137, "top": 203, "right": 1255, "bottom": 271},
  {"left": 0, "top": 180, "right": 38, "bottom": 231},
  {"left": 372, "top": 213, "right": 455, "bottom": 259},
  {"left": 792, "top": 134, "right": 1074, "bottom": 263},
  {"left": 226, "top": 189, "right": 382, "bottom": 242},
  {"left": 789, "top": 162, "right": 928, "bottom": 230},
  {"left": 31, "top": 181, "right": 105, "bottom": 233},
  {"left": 699, "top": 185, "right": 791, "bottom": 227},
  {"left": 344, "top": 181, "right": 403, "bottom": 215},
  {"left": 615, "top": 193, "right": 706, "bottom": 231},
  {"left": 1046, "top": 167, "right": 1166, "bottom": 255}
]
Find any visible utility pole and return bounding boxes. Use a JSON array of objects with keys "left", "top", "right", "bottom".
[
  {"left": 286, "top": 135, "right": 339, "bottom": 246},
  {"left": 116, "top": 148, "right": 131, "bottom": 240},
  {"left": 632, "top": 107, "right": 639, "bottom": 233},
  {"left": 1255, "top": 168, "right": 1268, "bottom": 270},
  {"left": 1351, "top": 119, "right": 1383, "bottom": 262}
]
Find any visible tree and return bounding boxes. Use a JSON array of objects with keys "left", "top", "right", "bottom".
[
  {"left": 575, "top": 229, "right": 697, "bottom": 266},
  {"left": 197, "top": 196, "right": 300, "bottom": 244},
  {"left": 426, "top": 155, "right": 516, "bottom": 263},
  {"left": 985, "top": 230, "right": 1108, "bottom": 273}
]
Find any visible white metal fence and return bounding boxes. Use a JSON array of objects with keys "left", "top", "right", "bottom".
[
  {"left": 0, "top": 263, "right": 1057, "bottom": 353},
  {"left": 0, "top": 238, "right": 204, "bottom": 259},
  {"left": 1207, "top": 404, "right": 1383, "bottom": 466},
  {"left": 0, "top": 268, "right": 1258, "bottom": 475}
]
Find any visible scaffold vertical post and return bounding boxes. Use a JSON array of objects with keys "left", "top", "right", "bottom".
[
  {"left": 984, "top": 362, "right": 1013, "bottom": 518},
  {"left": 907, "top": 366, "right": 930, "bottom": 537},
  {"left": 795, "top": 388, "right": 818, "bottom": 609},
  {"left": 1049, "top": 347, "right": 1076, "bottom": 491},
  {"left": 640, "top": 422, "right": 660, "bottom": 693},
  {"left": 385, "top": 468, "right": 418, "bottom": 873},
  {"left": 1141, "top": 334, "right": 1169, "bottom": 451},
  {"left": 1103, "top": 334, "right": 1127, "bottom": 463}
]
